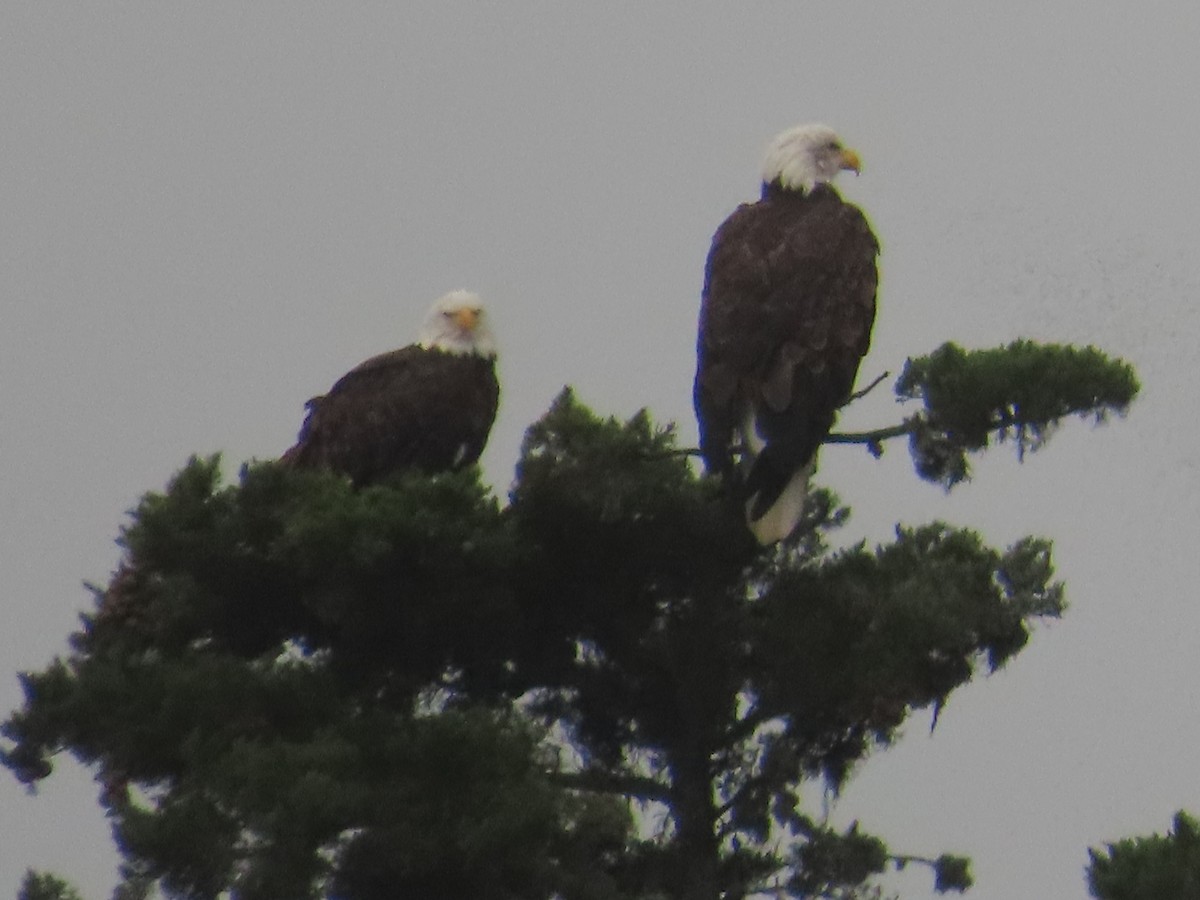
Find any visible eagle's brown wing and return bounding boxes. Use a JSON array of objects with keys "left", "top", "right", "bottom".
[
  {"left": 694, "top": 185, "right": 878, "bottom": 516},
  {"left": 282, "top": 345, "right": 499, "bottom": 485}
]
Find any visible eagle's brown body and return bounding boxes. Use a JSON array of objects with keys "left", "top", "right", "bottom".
[
  {"left": 695, "top": 181, "right": 879, "bottom": 539},
  {"left": 282, "top": 344, "right": 499, "bottom": 485}
]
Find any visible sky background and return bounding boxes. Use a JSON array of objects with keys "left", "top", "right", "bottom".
[{"left": 3, "top": 3, "right": 1199, "bottom": 898}]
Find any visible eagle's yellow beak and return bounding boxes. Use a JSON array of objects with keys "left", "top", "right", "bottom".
[
  {"left": 839, "top": 148, "right": 862, "bottom": 174},
  {"left": 454, "top": 307, "right": 480, "bottom": 332}
]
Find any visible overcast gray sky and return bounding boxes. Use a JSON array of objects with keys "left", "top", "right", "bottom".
[{"left": 3, "top": 4, "right": 1199, "bottom": 898}]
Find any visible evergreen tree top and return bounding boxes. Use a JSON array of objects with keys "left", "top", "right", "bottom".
[{"left": 2, "top": 339, "right": 1138, "bottom": 900}]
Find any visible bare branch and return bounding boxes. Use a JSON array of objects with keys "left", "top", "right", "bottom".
[
  {"left": 653, "top": 422, "right": 917, "bottom": 465},
  {"left": 843, "top": 370, "right": 891, "bottom": 406},
  {"left": 824, "top": 422, "right": 914, "bottom": 446},
  {"left": 824, "top": 419, "right": 916, "bottom": 458},
  {"left": 547, "top": 768, "right": 672, "bottom": 803},
  {"left": 652, "top": 447, "right": 707, "bottom": 460}
]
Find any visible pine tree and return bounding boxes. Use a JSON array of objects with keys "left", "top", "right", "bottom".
[
  {"left": 17, "top": 872, "right": 83, "bottom": 900},
  {"left": 3, "top": 340, "right": 1138, "bottom": 900},
  {"left": 1087, "top": 811, "right": 1200, "bottom": 900}
]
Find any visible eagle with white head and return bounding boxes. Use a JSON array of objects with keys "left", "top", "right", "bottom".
[
  {"left": 282, "top": 290, "right": 500, "bottom": 484},
  {"left": 694, "top": 123, "right": 880, "bottom": 544}
]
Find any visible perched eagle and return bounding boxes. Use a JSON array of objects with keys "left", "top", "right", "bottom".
[
  {"left": 694, "top": 124, "right": 880, "bottom": 544},
  {"left": 281, "top": 290, "right": 499, "bottom": 484}
]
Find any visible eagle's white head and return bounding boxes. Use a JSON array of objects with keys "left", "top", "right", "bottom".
[
  {"left": 761, "top": 123, "right": 862, "bottom": 194},
  {"left": 418, "top": 290, "right": 498, "bottom": 358}
]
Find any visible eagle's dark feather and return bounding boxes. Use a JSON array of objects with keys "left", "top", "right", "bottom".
[
  {"left": 281, "top": 345, "right": 499, "bottom": 485},
  {"left": 695, "top": 182, "right": 879, "bottom": 526}
]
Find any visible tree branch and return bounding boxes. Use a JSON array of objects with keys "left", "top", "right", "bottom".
[
  {"left": 722, "top": 707, "right": 775, "bottom": 748},
  {"left": 547, "top": 768, "right": 672, "bottom": 804},
  {"left": 653, "top": 447, "right": 707, "bottom": 459},
  {"left": 843, "top": 370, "right": 890, "bottom": 405},
  {"left": 823, "top": 421, "right": 914, "bottom": 446},
  {"left": 651, "top": 418, "right": 917, "bottom": 465}
]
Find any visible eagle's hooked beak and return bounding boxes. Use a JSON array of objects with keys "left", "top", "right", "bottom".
[
  {"left": 839, "top": 147, "right": 862, "bottom": 175},
  {"left": 454, "top": 308, "right": 480, "bottom": 332}
]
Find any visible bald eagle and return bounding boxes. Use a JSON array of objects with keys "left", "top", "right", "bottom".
[
  {"left": 694, "top": 124, "right": 880, "bottom": 544},
  {"left": 282, "top": 290, "right": 499, "bottom": 484}
]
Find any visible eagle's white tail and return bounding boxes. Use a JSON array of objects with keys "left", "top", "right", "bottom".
[{"left": 745, "top": 462, "right": 812, "bottom": 545}]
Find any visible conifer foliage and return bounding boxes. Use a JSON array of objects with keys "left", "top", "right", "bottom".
[
  {"left": 4, "top": 341, "right": 1138, "bottom": 899},
  {"left": 1087, "top": 811, "right": 1200, "bottom": 900}
]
